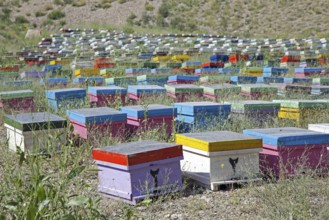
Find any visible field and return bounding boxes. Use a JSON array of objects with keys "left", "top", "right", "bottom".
[{"left": 1, "top": 1, "right": 329, "bottom": 218}]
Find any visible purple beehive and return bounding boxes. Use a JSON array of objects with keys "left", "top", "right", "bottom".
[{"left": 92, "top": 140, "right": 183, "bottom": 204}]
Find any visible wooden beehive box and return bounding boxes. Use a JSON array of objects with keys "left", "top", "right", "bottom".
[
  {"left": 66, "top": 107, "right": 127, "bottom": 140},
  {"left": 0, "top": 90, "right": 34, "bottom": 112},
  {"left": 176, "top": 131, "right": 262, "bottom": 190},
  {"left": 165, "top": 84, "right": 203, "bottom": 102},
  {"left": 46, "top": 88, "right": 86, "bottom": 112},
  {"left": 4, "top": 112, "right": 67, "bottom": 153},
  {"left": 243, "top": 127, "right": 329, "bottom": 177},
  {"left": 88, "top": 86, "right": 127, "bottom": 107},
  {"left": 92, "top": 140, "right": 183, "bottom": 204}
]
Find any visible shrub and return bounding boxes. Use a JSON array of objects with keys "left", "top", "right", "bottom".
[
  {"left": 48, "top": 10, "right": 65, "bottom": 20},
  {"left": 15, "top": 16, "right": 29, "bottom": 24},
  {"left": 72, "top": 0, "right": 86, "bottom": 7},
  {"left": 35, "top": 11, "right": 46, "bottom": 17}
]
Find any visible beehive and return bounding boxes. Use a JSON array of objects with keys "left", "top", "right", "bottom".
[
  {"left": 88, "top": 86, "right": 127, "bottom": 106},
  {"left": 46, "top": 88, "right": 86, "bottom": 112},
  {"left": 201, "top": 84, "right": 241, "bottom": 101},
  {"left": 127, "top": 85, "right": 166, "bottom": 103},
  {"left": 165, "top": 84, "right": 203, "bottom": 102},
  {"left": 92, "top": 141, "right": 183, "bottom": 204},
  {"left": 0, "top": 90, "right": 34, "bottom": 112},
  {"left": 244, "top": 127, "right": 329, "bottom": 177},
  {"left": 176, "top": 131, "right": 262, "bottom": 190},
  {"left": 67, "top": 107, "right": 127, "bottom": 140},
  {"left": 4, "top": 112, "right": 67, "bottom": 153}
]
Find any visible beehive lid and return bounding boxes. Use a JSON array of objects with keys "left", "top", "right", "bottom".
[
  {"left": 73, "top": 77, "right": 104, "bottom": 83},
  {"left": 0, "top": 90, "right": 33, "bottom": 99},
  {"left": 66, "top": 107, "right": 127, "bottom": 124},
  {"left": 120, "top": 104, "right": 177, "bottom": 118},
  {"left": 127, "top": 85, "right": 166, "bottom": 95},
  {"left": 137, "top": 74, "right": 169, "bottom": 81},
  {"left": 243, "top": 127, "right": 329, "bottom": 146},
  {"left": 273, "top": 99, "right": 329, "bottom": 109},
  {"left": 46, "top": 88, "right": 86, "bottom": 100},
  {"left": 4, "top": 112, "right": 67, "bottom": 131},
  {"left": 201, "top": 84, "right": 241, "bottom": 94},
  {"left": 87, "top": 86, "right": 127, "bottom": 95},
  {"left": 92, "top": 140, "right": 183, "bottom": 166},
  {"left": 175, "top": 131, "right": 262, "bottom": 152},
  {"left": 165, "top": 84, "right": 203, "bottom": 93},
  {"left": 174, "top": 102, "right": 230, "bottom": 115},
  {"left": 168, "top": 75, "right": 199, "bottom": 81}
]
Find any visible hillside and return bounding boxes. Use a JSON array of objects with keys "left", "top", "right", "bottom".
[{"left": 0, "top": 0, "right": 329, "bottom": 46}]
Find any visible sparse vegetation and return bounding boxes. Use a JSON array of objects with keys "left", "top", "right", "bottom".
[{"left": 48, "top": 10, "right": 65, "bottom": 20}]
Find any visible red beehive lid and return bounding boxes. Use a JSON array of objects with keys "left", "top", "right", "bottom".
[{"left": 92, "top": 140, "right": 183, "bottom": 166}]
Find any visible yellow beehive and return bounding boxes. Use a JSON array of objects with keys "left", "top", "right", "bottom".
[
  {"left": 176, "top": 131, "right": 262, "bottom": 152},
  {"left": 171, "top": 55, "right": 190, "bottom": 62},
  {"left": 50, "top": 60, "right": 71, "bottom": 65},
  {"left": 74, "top": 68, "right": 99, "bottom": 77},
  {"left": 240, "top": 67, "right": 263, "bottom": 77},
  {"left": 152, "top": 56, "right": 171, "bottom": 62}
]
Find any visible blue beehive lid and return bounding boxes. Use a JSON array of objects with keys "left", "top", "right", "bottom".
[
  {"left": 150, "top": 68, "right": 172, "bottom": 74},
  {"left": 174, "top": 102, "right": 231, "bottom": 116},
  {"left": 46, "top": 88, "right": 86, "bottom": 100},
  {"left": 127, "top": 85, "right": 166, "bottom": 95},
  {"left": 66, "top": 107, "right": 127, "bottom": 124},
  {"left": 120, "top": 104, "right": 177, "bottom": 119},
  {"left": 168, "top": 75, "right": 200, "bottom": 81},
  {"left": 195, "top": 68, "right": 220, "bottom": 74},
  {"left": 243, "top": 127, "right": 329, "bottom": 147},
  {"left": 230, "top": 76, "right": 257, "bottom": 84},
  {"left": 87, "top": 86, "right": 127, "bottom": 95},
  {"left": 3, "top": 80, "right": 33, "bottom": 87},
  {"left": 294, "top": 68, "right": 323, "bottom": 73},
  {"left": 40, "top": 78, "right": 68, "bottom": 85},
  {"left": 42, "top": 65, "right": 62, "bottom": 72},
  {"left": 73, "top": 77, "right": 104, "bottom": 84},
  {"left": 263, "top": 68, "right": 288, "bottom": 77},
  {"left": 125, "top": 68, "right": 152, "bottom": 74}
]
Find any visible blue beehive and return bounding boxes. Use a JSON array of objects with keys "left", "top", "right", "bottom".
[
  {"left": 195, "top": 68, "right": 220, "bottom": 75},
  {"left": 42, "top": 65, "right": 62, "bottom": 72},
  {"left": 87, "top": 86, "right": 127, "bottom": 96},
  {"left": 168, "top": 75, "right": 200, "bottom": 83},
  {"left": 230, "top": 76, "right": 257, "bottom": 85},
  {"left": 174, "top": 102, "right": 231, "bottom": 132},
  {"left": 120, "top": 104, "right": 177, "bottom": 119},
  {"left": 2, "top": 80, "right": 33, "bottom": 89},
  {"left": 263, "top": 68, "right": 288, "bottom": 77},
  {"left": 46, "top": 88, "right": 86, "bottom": 112},
  {"left": 210, "top": 54, "right": 229, "bottom": 63}
]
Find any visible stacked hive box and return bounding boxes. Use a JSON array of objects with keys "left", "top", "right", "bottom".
[
  {"left": 195, "top": 68, "right": 221, "bottom": 76},
  {"left": 46, "top": 88, "right": 86, "bottom": 112},
  {"left": 262, "top": 77, "right": 284, "bottom": 84},
  {"left": 92, "top": 140, "right": 183, "bottom": 204},
  {"left": 120, "top": 104, "right": 177, "bottom": 135},
  {"left": 176, "top": 131, "right": 262, "bottom": 190},
  {"left": 88, "top": 86, "right": 127, "bottom": 107},
  {"left": 174, "top": 102, "right": 231, "bottom": 132},
  {"left": 274, "top": 100, "right": 329, "bottom": 124},
  {"left": 239, "top": 84, "right": 278, "bottom": 99},
  {"left": 165, "top": 84, "right": 204, "bottom": 102},
  {"left": 201, "top": 84, "right": 241, "bottom": 101},
  {"left": 227, "top": 100, "right": 280, "bottom": 120},
  {"left": 66, "top": 107, "right": 127, "bottom": 140},
  {"left": 0, "top": 90, "right": 34, "bottom": 112},
  {"left": 105, "top": 76, "right": 137, "bottom": 86},
  {"left": 137, "top": 75, "right": 169, "bottom": 86},
  {"left": 127, "top": 85, "right": 166, "bottom": 103},
  {"left": 241, "top": 67, "right": 263, "bottom": 77},
  {"left": 243, "top": 127, "right": 329, "bottom": 177},
  {"left": 4, "top": 112, "right": 67, "bottom": 153},
  {"left": 167, "top": 75, "right": 199, "bottom": 84}
]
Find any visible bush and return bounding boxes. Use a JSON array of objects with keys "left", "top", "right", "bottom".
[
  {"left": 48, "top": 10, "right": 65, "bottom": 20},
  {"left": 35, "top": 11, "right": 46, "bottom": 17},
  {"left": 15, "top": 16, "right": 29, "bottom": 24},
  {"left": 72, "top": 0, "right": 86, "bottom": 7}
]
